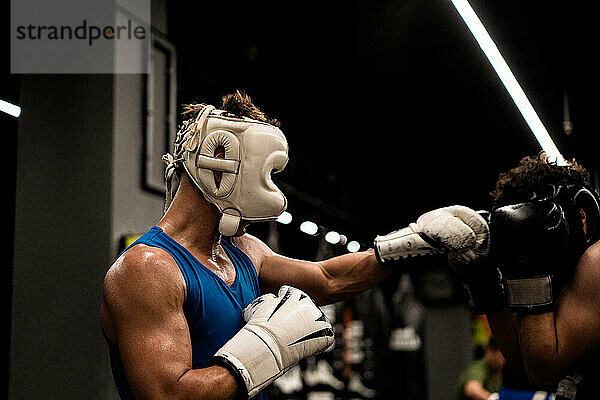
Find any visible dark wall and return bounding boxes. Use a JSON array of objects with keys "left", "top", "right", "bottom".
[
  {"left": 168, "top": 0, "right": 599, "bottom": 243},
  {"left": 10, "top": 75, "right": 115, "bottom": 399}
]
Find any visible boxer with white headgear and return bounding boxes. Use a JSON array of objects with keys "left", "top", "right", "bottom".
[
  {"left": 101, "top": 91, "right": 486, "bottom": 400},
  {"left": 162, "top": 102, "right": 289, "bottom": 236}
]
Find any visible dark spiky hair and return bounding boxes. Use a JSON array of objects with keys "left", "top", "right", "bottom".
[{"left": 181, "top": 90, "right": 280, "bottom": 127}]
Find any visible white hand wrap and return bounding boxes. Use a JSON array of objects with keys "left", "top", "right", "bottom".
[
  {"left": 374, "top": 205, "right": 489, "bottom": 264},
  {"left": 212, "top": 286, "right": 334, "bottom": 399},
  {"left": 374, "top": 226, "right": 444, "bottom": 262}
]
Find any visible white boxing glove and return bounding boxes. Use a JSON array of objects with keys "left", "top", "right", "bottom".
[
  {"left": 212, "top": 286, "right": 334, "bottom": 399},
  {"left": 374, "top": 205, "right": 489, "bottom": 265}
]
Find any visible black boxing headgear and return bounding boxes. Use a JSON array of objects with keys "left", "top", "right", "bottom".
[
  {"left": 489, "top": 184, "right": 600, "bottom": 313},
  {"left": 569, "top": 186, "right": 600, "bottom": 249},
  {"left": 537, "top": 184, "right": 600, "bottom": 254}
]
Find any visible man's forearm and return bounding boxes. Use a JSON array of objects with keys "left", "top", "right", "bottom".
[
  {"left": 175, "top": 365, "right": 242, "bottom": 400},
  {"left": 315, "top": 249, "right": 391, "bottom": 304},
  {"left": 516, "top": 312, "right": 565, "bottom": 387},
  {"left": 486, "top": 309, "right": 526, "bottom": 377},
  {"left": 488, "top": 309, "right": 563, "bottom": 388}
]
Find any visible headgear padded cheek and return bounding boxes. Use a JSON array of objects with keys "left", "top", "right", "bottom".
[
  {"left": 195, "top": 130, "right": 241, "bottom": 198},
  {"left": 165, "top": 104, "right": 289, "bottom": 236}
]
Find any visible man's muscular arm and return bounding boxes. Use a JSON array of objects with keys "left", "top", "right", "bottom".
[
  {"left": 240, "top": 206, "right": 487, "bottom": 306},
  {"left": 484, "top": 243, "right": 600, "bottom": 387},
  {"left": 101, "top": 245, "right": 241, "bottom": 400},
  {"left": 486, "top": 310, "right": 526, "bottom": 377},
  {"left": 237, "top": 233, "right": 389, "bottom": 305},
  {"left": 513, "top": 242, "right": 600, "bottom": 387},
  {"left": 268, "top": 249, "right": 389, "bottom": 306}
]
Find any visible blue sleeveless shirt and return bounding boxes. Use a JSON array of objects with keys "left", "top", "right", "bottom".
[{"left": 103, "top": 226, "right": 265, "bottom": 399}]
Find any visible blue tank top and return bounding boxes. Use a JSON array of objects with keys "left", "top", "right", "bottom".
[{"left": 103, "top": 226, "right": 266, "bottom": 399}]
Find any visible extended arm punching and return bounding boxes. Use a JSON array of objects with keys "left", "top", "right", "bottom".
[
  {"left": 253, "top": 205, "right": 490, "bottom": 306},
  {"left": 257, "top": 249, "right": 389, "bottom": 306}
]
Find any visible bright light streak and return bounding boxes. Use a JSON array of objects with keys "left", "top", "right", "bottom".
[
  {"left": 276, "top": 211, "right": 293, "bottom": 225},
  {"left": 450, "top": 0, "right": 567, "bottom": 166},
  {"left": 300, "top": 221, "right": 318, "bottom": 235},
  {"left": 347, "top": 241, "right": 360, "bottom": 253},
  {"left": 0, "top": 98, "right": 21, "bottom": 118},
  {"left": 325, "top": 231, "right": 341, "bottom": 245}
]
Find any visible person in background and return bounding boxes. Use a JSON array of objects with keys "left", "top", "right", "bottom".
[{"left": 456, "top": 337, "right": 505, "bottom": 400}]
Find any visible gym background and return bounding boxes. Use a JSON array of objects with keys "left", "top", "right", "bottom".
[{"left": 2, "top": 0, "right": 598, "bottom": 399}]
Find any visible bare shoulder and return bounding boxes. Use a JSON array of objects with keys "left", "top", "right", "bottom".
[
  {"left": 583, "top": 240, "right": 600, "bottom": 261},
  {"left": 567, "top": 240, "right": 600, "bottom": 298},
  {"left": 232, "top": 233, "right": 275, "bottom": 271},
  {"left": 102, "top": 244, "right": 187, "bottom": 327},
  {"left": 105, "top": 244, "right": 185, "bottom": 292},
  {"left": 577, "top": 240, "right": 600, "bottom": 278}
]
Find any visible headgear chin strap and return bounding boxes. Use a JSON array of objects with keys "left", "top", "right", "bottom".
[{"left": 163, "top": 104, "right": 289, "bottom": 236}]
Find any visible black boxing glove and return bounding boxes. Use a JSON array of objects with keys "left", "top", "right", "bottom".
[
  {"left": 448, "top": 210, "right": 505, "bottom": 315},
  {"left": 489, "top": 201, "right": 572, "bottom": 314},
  {"left": 451, "top": 258, "right": 505, "bottom": 315}
]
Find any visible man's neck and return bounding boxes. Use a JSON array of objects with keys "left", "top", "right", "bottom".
[{"left": 157, "top": 175, "right": 222, "bottom": 257}]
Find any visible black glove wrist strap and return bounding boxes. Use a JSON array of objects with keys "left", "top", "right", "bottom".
[
  {"left": 504, "top": 275, "right": 553, "bottom": 314},
  {"left": 211, "top": 356, "right": 249, "bottom": 399}
]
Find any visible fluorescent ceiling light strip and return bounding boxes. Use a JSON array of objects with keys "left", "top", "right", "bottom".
[
  {"left": 0, "top": 98, "right": 21, "bottom": 118},
  {"left": 450, "top": 0, "right": 567, "bottom": 165}
]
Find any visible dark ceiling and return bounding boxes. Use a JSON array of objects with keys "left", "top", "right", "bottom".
[{"left": 168, "top": 0, "right": 599, "bottom": 246}]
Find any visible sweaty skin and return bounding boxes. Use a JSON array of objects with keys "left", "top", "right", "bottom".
[
  {"left": 487, "top": 240, "right": 600, "bottom": 388},
  {"left": 102, "top": 244, "right": 241, "bottom": 399},
  {"left": 101, "top": 173, "right": 391, "bottom": 399}
]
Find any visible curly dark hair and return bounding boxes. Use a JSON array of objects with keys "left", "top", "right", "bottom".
[{"left": 490, "top": 152, "right": 593, "bottom": 210}]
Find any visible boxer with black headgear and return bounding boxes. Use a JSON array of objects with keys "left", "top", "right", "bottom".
[
  {"left": 100, "top": 91, "right": 488, "bottom": 399},
  {"left": 491, "top": 183, "right": 599, "bottom": 313},
  {"left": 451, "top": 152, "right": 600, "bottom": 400}
]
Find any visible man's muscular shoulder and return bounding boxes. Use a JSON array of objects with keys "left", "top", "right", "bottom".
[
  {"left": 104, "top": 244, "right": 186, "bottom": 295},
  {"left": 232, "top": 233, "right": 275, "bottom": 273},
  {"left": 558, "top": 240, "right": 600, "bottom": 321},
  {"left": 572, "top": 240, "right": 600, "bottom": 291},
  {"left": 583, "top": 240, "right": 600, "bottom": 263},
  {"left": 101, "top": 244, "right": 187, "bottom": 340},
  {"left": 573, "top": 240, "right": 600, "bottom": 276}
]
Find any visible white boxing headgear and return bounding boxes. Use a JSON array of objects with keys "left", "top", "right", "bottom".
[{"left": 163, "top": 104, "right": 289, "bottom": 236}]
